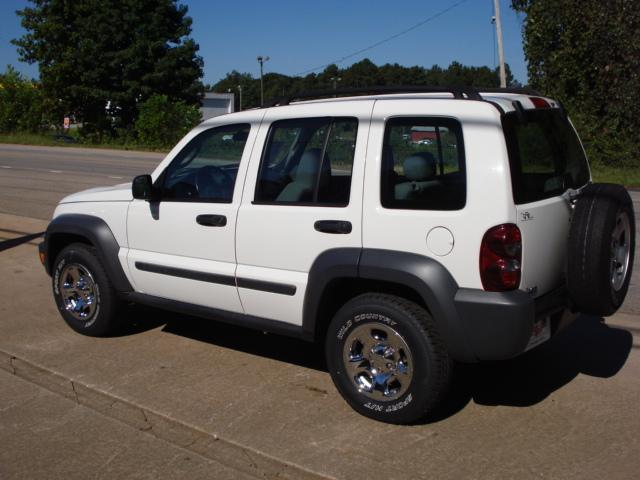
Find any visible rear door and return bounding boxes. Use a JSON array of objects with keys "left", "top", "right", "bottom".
[
  {"left": 235, "top": 101, "right": 373, "bottom": 326},
  {"left": 503, "top": 109, "right": 591, "bottom": 296}
]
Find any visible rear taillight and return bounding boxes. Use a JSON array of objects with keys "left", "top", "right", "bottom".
[
  {"left": 529, "top": 96, "right": 550, "bottom": 108},
  {"left": 480, "top": 223, "right": 522, "bottom": 291}
]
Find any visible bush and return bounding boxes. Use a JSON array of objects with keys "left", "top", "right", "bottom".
[
  {"left": 134, "top": 94, "right": 201, "bottom": 149},
  {"left": 0, "top": 66, "right": 47, "bottom": 133}
]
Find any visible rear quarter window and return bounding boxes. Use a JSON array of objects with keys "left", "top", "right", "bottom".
[
  {"left": 381, "top": 117, "right": 466, "bottom": 210},
  {"left": 503, "top": 109, "right": 590, "bottom": 204}
]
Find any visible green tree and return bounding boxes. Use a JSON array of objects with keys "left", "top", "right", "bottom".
[
  {"left": 134, "top": 94, "right": 200, "bottom": 149},
  {"left": 13, "top": 0, "right": 203, "bottom": 137},
  {"left": 210, "top": 59, "right": 516, "bottom": 110},
  {"left": 0, "top": 65, "right": 48, "bottom": 133},
  {"left": 512, "top": 0, "right": 640, "bottom": 167}
]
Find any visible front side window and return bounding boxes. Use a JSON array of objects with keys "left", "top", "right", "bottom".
[
  {"left": 255, "top": 117, "right": 358, "bottom": 206},
  {"left": 381, "top": 117, "right": 466, "bottom": 210},
  {"left": 160, "top": 124, "right": 250, "bottom": 202}
]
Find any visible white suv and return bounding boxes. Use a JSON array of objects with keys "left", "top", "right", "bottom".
[{"left": 39, "top": 87, "right": 635, "bottom": 423}]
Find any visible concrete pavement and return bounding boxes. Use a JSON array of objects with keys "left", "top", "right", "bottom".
[
  {"left": 0, "top": 370, "right": 255, "bottom": 480},
  {"left": 0, "top": 144, "right": 639, "bottom": 478},
  {"left": 1, "top": 212, "right": 639, "bottom": 479}
]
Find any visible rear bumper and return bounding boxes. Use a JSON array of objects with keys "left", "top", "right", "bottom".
[{"left": 454, "top": 286, "right": 575, "bottom": 361}]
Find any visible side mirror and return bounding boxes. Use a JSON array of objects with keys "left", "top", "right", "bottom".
[{"left": 132, "top": 174, "right": 156, "bottom": 201}]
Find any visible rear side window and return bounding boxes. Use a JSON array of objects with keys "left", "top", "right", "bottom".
[
  {"left": 503, "top": 109, "right": 590, "bottom": 204},
  {"left": 255, "top": 117, "right": 357, "bottom": 206},
  {"left": 381, "top": 117, "right": 466, "bottom": 210}
]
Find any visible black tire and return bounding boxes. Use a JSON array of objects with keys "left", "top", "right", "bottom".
[
  {"left": 568, "top": 183, "right": 636, "bottom": 316},
  {"left": 52, "top": 243, "right": 123, "bottom": 336},
  {"left": 325, "top": 293, "right": 453, "bottom": 424}
]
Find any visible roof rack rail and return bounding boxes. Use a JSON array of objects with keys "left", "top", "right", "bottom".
[
  {"left": 475, "top": 87, "right": 542, "bottom": 96},
  {"left": 265, "top": 85, "right": 483, "bottom": 107}
]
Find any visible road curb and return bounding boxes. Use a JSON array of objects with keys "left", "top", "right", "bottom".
[{"left": 0, "top": 348, "right": 334, "bottom": 480}]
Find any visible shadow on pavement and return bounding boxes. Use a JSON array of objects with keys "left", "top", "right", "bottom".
[
  {"left": 426, "top": 314, "right": 633, "bottom": 423},
  {"left": 0, "top": 232, "right": 44, "bottom": 252},
  {"left": 115, "top": 307, "right": 632, "bottom": 420},
  {"left": 117, "top": 305, "right": 326, "bottom": 371}
]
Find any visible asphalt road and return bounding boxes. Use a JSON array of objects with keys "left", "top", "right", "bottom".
[{"left": 0, "top": 144, "right": 163, "bottom": 220}]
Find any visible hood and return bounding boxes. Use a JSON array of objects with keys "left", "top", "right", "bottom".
[{"left": 59, "top": 182, "right": 133, "bottom": 203}]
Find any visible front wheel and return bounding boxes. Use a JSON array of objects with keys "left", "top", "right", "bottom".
[
  {"left": 325, "top": 294, "right": 452, "bottom": 424},
  {"left": 52, "top": 243, "right": 123, "bottom": 336}
]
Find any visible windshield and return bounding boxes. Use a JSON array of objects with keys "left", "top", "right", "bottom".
[{"left": 503, "top": 109, "right": 590, "bottom": 204}]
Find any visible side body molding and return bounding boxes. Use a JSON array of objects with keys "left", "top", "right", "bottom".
[{"left": 43, "top": 214, "right": 133, "bottom": 293}]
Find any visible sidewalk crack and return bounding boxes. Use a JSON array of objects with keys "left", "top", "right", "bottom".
[{"left": 70, "top": 380, "right": 80, "bottom": 403}]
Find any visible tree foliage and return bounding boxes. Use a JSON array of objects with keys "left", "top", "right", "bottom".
[
  {"left": 210, "top": 59, "right": 517, "bottom": 111},
  {"left": 13, "top": 0, "right": 204, "bottom": 136},
  {"left": 512, "top": 0, "right": 640, "bottom": 167},
  {"left": 134, "top": 94, "right": 200, "bottom": 149},
  {"left": 0, "top": 65, "right": 48, "bottom": 133}
]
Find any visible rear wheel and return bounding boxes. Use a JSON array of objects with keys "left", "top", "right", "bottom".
[
  {"left": 52, "top": 243, "right": 123, "bottom": 336},
  {"left": 568, "top": 183, "right": 635, "bottom": 316},
  {"left": 325, "top": 294, "right": 452, "bottom": 424}
]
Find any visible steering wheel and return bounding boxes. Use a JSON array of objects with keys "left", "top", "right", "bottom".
[{"left": 195, "top": 165, "right": 233, "bottom": 199}]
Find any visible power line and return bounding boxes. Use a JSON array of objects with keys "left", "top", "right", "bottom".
[{"left": 295, "top": 0, "right": 471, "bottom": 76}]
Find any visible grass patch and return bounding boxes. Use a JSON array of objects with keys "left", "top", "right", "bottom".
[
  {"left": 0, "top": 132, "right": 167, "bottom": 153},
  {"left": 590, "top": 163, "right": 640, "bottom": 188}
]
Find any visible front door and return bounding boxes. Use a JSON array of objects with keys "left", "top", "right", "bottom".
[{"left": 126, "top": 122, "right": 255, "bottom": 312}]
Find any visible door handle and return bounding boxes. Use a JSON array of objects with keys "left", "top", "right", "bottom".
[
  {"left": 196, "top": 214, "right": 227, "bottom": 227},
  {"left": 314, "top": 220, "right": 352, "bottom": 234}
]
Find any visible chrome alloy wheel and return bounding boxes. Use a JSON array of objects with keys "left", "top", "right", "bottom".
[
  {"left": 58, "top": 263, "right": 98, "bottom": 321},
  {"left": 343, "top": 322, "right": 413, "bottom": 401},
  {"left": 611, "top": 210, "right": 632, "bottom": 291}
]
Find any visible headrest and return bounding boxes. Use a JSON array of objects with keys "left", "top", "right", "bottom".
[
  {"left": 295, "top": 148, "right": 330, "bottom": 187},
  {"left": 232, "top": 130, "right": 249, "bottom": 142},
  {"left": 403, "top": 152, "right": 436, "bottom": 181}
]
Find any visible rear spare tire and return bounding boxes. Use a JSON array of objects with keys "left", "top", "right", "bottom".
[{"left": 568, "top": 183, "right": 635, "bottom": 316}]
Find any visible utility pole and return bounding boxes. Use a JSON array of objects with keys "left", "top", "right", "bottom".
[
  {"left": 237, "top": 84, "right": 243, "bottom": 111},
  {"left": 493, "top": 0, "right": 507, "bottom": 88},
  {"left": 257, "top": 55, "right": 270, "bottom": 107}
]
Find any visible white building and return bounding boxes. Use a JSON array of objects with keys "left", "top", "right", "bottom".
[{"left": 200, "top": 92, "right": 235, "bottom": 120}]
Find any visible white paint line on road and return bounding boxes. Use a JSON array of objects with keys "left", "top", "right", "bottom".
[{"left": 0, "top": 164, "right": 128, "bottom": 180}]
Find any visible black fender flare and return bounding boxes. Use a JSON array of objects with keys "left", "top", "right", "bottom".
[
  {"left": 302, "top": 248, "right": 475, "bottom": 361},
  {"left": 43, "top": 214, "right": 133, "bottom": 293}
]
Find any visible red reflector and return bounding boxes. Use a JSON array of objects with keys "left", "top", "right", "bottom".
[
  {"left": 530, "top": 96, "right": 550, "bottom": 109},
  {"left": 480, "top": 224, "right": 522, "bottom": 291}
]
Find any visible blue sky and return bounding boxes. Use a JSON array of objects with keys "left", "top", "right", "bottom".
[{"left": 0, "top": 0, "right": 528, "bottom": 85}]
